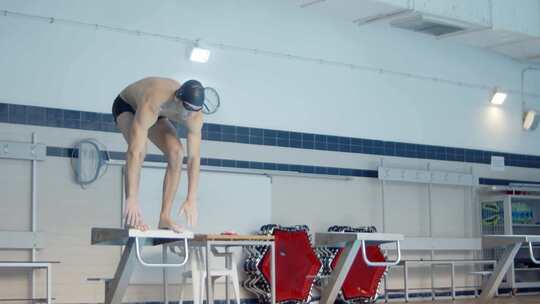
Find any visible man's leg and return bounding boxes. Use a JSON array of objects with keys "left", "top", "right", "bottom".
[
  {"left": 116, "top": 112, "right": 135, "bottom": 143},
  {"left": 147, "top": 118, "right": 184, "bottom": 232},
  {"left": 116, "top": 112, "right": 149, "bottom": 231}
]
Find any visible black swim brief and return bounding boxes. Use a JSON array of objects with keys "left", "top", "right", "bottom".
[{"left": 111, "top": 95, "right": 166, "bottom": 124}]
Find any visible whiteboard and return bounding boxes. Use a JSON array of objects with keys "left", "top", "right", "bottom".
[{"left": 131, "top": 167, "right": 272, "bottom": 284}]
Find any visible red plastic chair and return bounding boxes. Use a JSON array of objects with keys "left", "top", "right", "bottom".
[{"left": 259, "top": 229, "right": 322, "bottom": 302}]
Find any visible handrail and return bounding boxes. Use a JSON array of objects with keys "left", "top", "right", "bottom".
[
  {"left": 361, "top": 240, "right": 401, "bottom": 267},
  {"left": 134, "top": 237, "right": 189, "bottom": 267},
  {"left": 528, "top": 241, "right": 540, "bottom": 265}
]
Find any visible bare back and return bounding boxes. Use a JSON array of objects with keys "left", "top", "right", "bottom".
[{"left": 120, "top": 77, "right": 178, "bottom": 111}]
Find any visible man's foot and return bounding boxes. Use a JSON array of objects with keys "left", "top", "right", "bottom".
[{"left": 158, "top": 216, "right": 184, "bottom": 233}]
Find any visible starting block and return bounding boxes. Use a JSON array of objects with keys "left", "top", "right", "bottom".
[
  {"left": 479, "top": 235, "right": 540, "bottom": 304},
  {"left": 315, "top": 232, "right": 403, "bottom": 304},
  {"left": 91, "top": 228, "right": 194, "bottom": 304}
]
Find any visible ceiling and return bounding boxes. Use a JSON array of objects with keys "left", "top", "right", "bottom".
[{"left": 291, "top": 0, "right": 540, "bottom": 64}]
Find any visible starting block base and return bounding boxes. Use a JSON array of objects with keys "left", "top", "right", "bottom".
[{"left": 91, "top": 227, "right": 193, "bottom": 304}]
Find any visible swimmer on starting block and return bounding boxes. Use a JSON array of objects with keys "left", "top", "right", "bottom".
[{"left": 112, "top": 77, "right": 204, "bottom": 232}]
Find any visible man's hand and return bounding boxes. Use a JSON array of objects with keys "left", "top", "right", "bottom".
[
  {"left": 124, "top": 197, "right": 149, "bottom": 231},
  {"left": 179, "top": 198, "right": 198, "bottom": 227}
]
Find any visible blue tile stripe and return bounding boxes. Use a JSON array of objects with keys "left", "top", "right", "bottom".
[
  {"left": 383, "top": 287, "right": 539, "bottom": 300},
  {"left": 46, "top": 146, "right": 378, "bottom": 178},
  {"left": 47, "top": 146, "right": 539, "bottom": 185},
  {"left": 128, "top": 286, "right": 539, "bottom": 304},
  {"left": 478, "top": 178, "right": 540, "bottom": 186},
  {"left": 128, "top": 300, "right": 258, "bottom": 304},
  {"left": 2, "top": 102, "right": 540, "bottom": 169}
]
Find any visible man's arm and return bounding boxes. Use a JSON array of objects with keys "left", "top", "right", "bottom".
[
  {"left": 177, "top": 119, "right": 202, "bottom": 227},
  {"left": 126, "top": 103, "right": 159, "bottom": 204},
  {"left": 185, "top": 123, "right": 202, "bottom": 201}
]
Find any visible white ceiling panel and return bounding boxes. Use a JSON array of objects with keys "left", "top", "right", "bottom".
[
  {"left": 445, "top": 28, "right": 531, "bottom": 48},
  {"left": 286, "top": 0, "right": 540, "bottom": 63},
  {"left": 414, "top": 0, "right": 491, "bottom": 26},
  {"left": 290, "top": 0, "right": 324, "bottom": 7},
  {"left": 491, "top": 38, "right": 540, "bottom": 60},
  {"left": 298, "top": 0, "right": 408, "bottom": 23}
]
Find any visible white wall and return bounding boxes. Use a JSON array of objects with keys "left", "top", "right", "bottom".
[
  {"left": 0, "top": 0, "right": 539, "bottom": 155},
  {"left": 0, "top": 158, "right": 32, "bottom": 300},
  {"left": 2, "top": 0, "right": 540, "bottom": 302},
  {"left": 0, "top": 122, "right": 539, "bottom": 301}
]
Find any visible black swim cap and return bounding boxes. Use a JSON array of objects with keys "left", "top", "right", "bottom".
[{"left": 176, "top": 80, "right": 204, "bottom": 111}]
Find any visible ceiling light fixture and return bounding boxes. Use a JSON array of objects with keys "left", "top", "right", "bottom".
[
  {"left": 189, "top": 40, "right": 210, "bottom": 63},
  {"left": 489, "top": 88, "right": 507, "bottom": 105}
]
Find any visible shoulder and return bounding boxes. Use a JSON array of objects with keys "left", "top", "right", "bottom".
[
  {"left": 129, "top": 76, "right": 179, "bottom": 89},
  {"left": 143, "top": 76, "right": 180, "bottom": 87},
  {"left": 144, "top": 77, "right": 180, "bottom": 100}
]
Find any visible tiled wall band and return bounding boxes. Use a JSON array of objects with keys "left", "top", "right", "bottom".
[
  {"left": 46, "top": 146, "right": 535, "bottom": 186},
  {"left": 2, "top": 102, "right": 540, "bottom": 169}
]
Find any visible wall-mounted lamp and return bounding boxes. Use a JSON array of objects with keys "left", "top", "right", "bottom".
[
  {"left": 523, "top": 110, "right": 537, "bottom": 131},
  {"left": 521, "top": 67, "right": 540, "bottom": 131},
  {"left": 489, "top": 88, "right": 507, "bottom": 105}
]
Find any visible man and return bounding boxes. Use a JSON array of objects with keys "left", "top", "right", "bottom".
[{"left": 112, "top": 77, "right": 204, "bottom": 232}]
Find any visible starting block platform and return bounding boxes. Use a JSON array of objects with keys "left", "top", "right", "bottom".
[
  {"left": 91, "top": 227, "right": 276, "bottom": 304},
  {"left": 91, "top": 228, "right": 194, "bottom": 304},
  {"left": 315, "top": 232, "right": 404, "bottom": 304},
  {"left": 479, "top": 235, "right": 540, "bottom": 304},
  {"left": 91, "top": 227, "right": 194, "bottom": 246}
]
